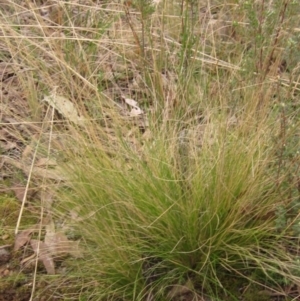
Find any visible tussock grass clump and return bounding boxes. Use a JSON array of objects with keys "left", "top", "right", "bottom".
[
  {"left": 0, "top": 0, "right": 300, "bottom": 300},
  {"left": 55, "top": 110, "right": 298, "bottom": 300}
]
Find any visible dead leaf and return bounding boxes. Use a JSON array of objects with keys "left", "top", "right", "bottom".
[
  {"left": 30, "top": 239, "right": 55, "bottom": 274},
  {"left": 14, "top": 227, "right": 35, "bottom": 251},
  {"left": 12, "top": 185, "right": 35, "bottom": 203},
  {"left": 18, "top": 219, "right": 81, "bottom": 274},
  {"left": 44, "top": 221, "right": 82, "bottom": 258},
  {"left": 48, "top": 231, "right": 79, "bottom": 256},
  {"left": 123, "top": 97, "right": 144, "bottom": 116},
  {"left": 124, "top": 97, "right": 138, "bottom": 107},
  {"left": 12, "top": 186, "right": 26, "bottom": 202},
  {"left": 130, "top": 107, "right": 143, "bottom": 117},
  {"left": 42, "top": 93, "right": 85, "bottom": 126}
]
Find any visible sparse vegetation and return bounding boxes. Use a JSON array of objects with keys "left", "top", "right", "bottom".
[{"left": 0, "top": 0, "right": 300, "bottom": 300}]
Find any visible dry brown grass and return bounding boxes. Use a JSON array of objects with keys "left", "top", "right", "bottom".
[{"left": 0, "top": 1, "right": 300, "bottom": 300}]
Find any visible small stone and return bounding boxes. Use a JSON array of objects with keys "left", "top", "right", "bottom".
[{"left": 0, "top": 248, "right": 11, "bottom": 264}]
